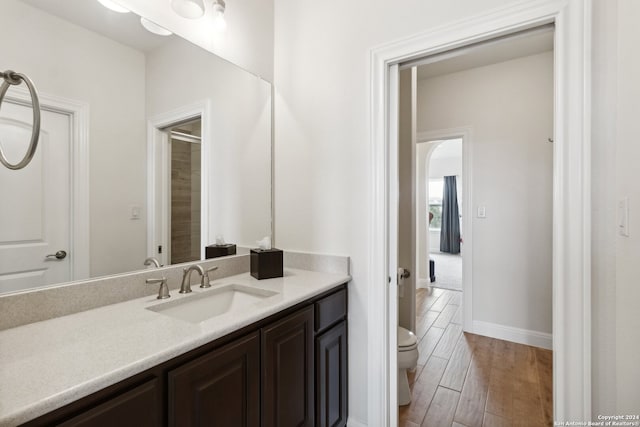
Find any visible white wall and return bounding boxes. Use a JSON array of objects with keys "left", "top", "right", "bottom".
[
  {"left": 591, "top": 0, "right": 618, "bottom": 415},
  {"left": 146, "top": 38, "right": 272, "bottom": 250},
  {"left": 613, "top": 0, "right": 640, "bottom": 413},
  {"left": 590, "top": 0, "right": 640, "bottom": 415},
  {"left": 417, "top": 52, "right": 554, "bottom": 335},
  {"left": 429, "top": 156, "right": 462, "bottom": 179},
  {"left": 0, "top": 0, "right": 147, "bottom": 278},
  {"left": 118, "top": 0, "right": 274, "bottom": 81},
  {"left": 273, "top": 0, "right": 517, "bottom": 423}
]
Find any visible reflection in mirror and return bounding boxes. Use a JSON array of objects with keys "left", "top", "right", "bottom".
[
  {"left": 168, "top": 119, "right": 202, "bottom": 265},
  {"left": 0, "top": 0, "right": 272, "bottom": 295}
]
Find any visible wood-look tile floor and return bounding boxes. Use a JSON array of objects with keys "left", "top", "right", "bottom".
[{"left": 399, "top": 288, "right": 553, "bottom": 427}]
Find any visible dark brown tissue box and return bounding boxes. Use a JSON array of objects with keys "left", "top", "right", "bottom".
[
  {"left": 205, "top": 244, "right": 237, "bottom": 259},
  {"left": 250, "top": 248, "right": 283, "bottom": 280}
]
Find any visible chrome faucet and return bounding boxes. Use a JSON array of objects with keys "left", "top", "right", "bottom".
[
  {"left": 180, "top": 265, "right": 205, "bottom": 294},
  {"left": 144, "top": 257, "right": 162, "bottom": 268}
]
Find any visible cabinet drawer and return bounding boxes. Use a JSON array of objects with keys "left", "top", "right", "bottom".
[{"left": 315, "top": 289, "right": 347, "bottom": 333}]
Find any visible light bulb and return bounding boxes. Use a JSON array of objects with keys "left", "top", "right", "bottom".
[
  {"left": 141, "top": 18, "right": 173, "bottom": 36},
  {"left": 97, "top": 0, "right": 130, "bottom": 13},
  {"left": 171, "top": 0, "right": 205, "bottom": 19},
  {"left": 212, "top": 1, "right": 227, "bottom": 32}
]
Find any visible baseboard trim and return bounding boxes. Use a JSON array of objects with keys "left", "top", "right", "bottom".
[
  {"left": 347, "top": 417, "right": 368, "bottom": 427},
  {"left": 472, "top": 320, "right": 552, "bottom": 350},
  {"left": 417, "top": 279, "right": 431, "bottom": 289}
]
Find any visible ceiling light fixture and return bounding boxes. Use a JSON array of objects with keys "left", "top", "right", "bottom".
[
  {"left": 170, "top": 0, "right": 227, "bottom": 32},
  {"left": 140, "top": 17, "right": 173, "bottom": 36},
  {"left": 170, "top": 0, "right": 205, "bottom": 19},
  {"left": 211, "top": 0, "right": 227, "bottom": 32},
  {"left": 96, "top": 0, "right": 130, "bottom": 13}
]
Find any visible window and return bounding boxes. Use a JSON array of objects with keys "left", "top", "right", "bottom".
[
  {"left": 428, "top": 179, "right": 443, "bottom": 230},
  {"left": 429, "top": 204, "right": 442, "bottom": 229}
]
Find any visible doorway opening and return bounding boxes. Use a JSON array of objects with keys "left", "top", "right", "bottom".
[
  {"left": 395, "top": 26, "right": 555, "bottom": 427},
  {"left": 147, "top": 101, "right": 211, "bottom": 268},
  {"left": 423, "top": 139, "right": 463, "bottom": 292},
  {"left": 166, "top": 118, "right": 202, "bottom": 265},
  {"left": 369, "top": 2, "right": 591, "bottom": 424}
]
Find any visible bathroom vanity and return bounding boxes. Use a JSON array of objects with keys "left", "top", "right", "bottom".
[
  {"left": 0, "top": 2, "right": 349, "bottom": 426},
  {"left": 0, "top": 266, "right": 349, "bottom": 427}
]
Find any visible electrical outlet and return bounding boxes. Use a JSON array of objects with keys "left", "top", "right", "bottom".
[{"left": 477, "top": 206, "right": 486, "bottom": 218}]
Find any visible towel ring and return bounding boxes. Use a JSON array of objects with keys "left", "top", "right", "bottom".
[{"left": 0, "top": 70, "right": 41, "bottom": 170}]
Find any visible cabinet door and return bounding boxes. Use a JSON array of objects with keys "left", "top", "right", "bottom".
[
  {"left": 169, "top": 331, "right": 260, "bottom": 427},
  {"left": 316, "top": 321, "right": 347, "bottom": 427},
  {"left": 57, "top": 379, "right": 161, "bottom": 427},
  {"left": 262, "top": 306, "right": 314, "bottom": 427}
]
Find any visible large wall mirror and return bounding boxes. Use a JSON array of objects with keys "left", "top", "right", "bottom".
[{"left": 0, "top": 0, "right": 272, "bottom": 295}]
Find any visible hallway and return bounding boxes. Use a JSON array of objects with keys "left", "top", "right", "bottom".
[{"left": 399, "top": 288, "right": 553, "bottom": 427}]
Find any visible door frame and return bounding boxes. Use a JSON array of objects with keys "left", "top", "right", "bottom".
[
  {"left": 369, "top": 0, "right": 591, "bottom": 425},
  {"left": 3, "top": 87, "right": 90, "bottom": 282},
  {"left": 417, "top": 128, "right": 472, "bottom": 332},
  {"left": 147, "top": 100, "right": 211, "bottom": 265}
]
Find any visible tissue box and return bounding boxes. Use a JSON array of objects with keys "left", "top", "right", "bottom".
[
  {"left": 250, "top": 248, "right": 283, "bottom": 280},
  {"left": 205, "top": 244, "right": 237, "bottom": 259}
]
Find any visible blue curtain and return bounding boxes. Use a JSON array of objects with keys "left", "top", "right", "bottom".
[{"left": 440, "top": 175, "right": 460, "bottom": 254}]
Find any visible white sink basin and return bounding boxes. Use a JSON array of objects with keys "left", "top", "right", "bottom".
[{"left": 147, "top": 284, "right": 278, "bottom": 323}]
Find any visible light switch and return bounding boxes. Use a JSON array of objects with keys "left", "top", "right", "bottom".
[
  {"left": 130, "top": 205, "right": 141, "bottom": 220},
  {"left": 619, "top": 198, "right": 629, "bottom": 237},
  {"left": 477, "top": 206, "right": 486, "bottom": 218}
]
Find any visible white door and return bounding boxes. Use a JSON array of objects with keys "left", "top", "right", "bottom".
[
  {"left": 397, "top": 67, "right": 416, "bottom": 333},
  {"left": 0, "top": 100, "right": 71, "bottom": 293}
]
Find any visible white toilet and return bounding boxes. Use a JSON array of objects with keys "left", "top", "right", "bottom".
[{"left": 398, "top": 326, "right": 419, "bottom": 406}]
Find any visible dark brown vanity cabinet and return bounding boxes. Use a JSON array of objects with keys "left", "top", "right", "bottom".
[
  {"left": 315, "top": 289, "right": 348, "bottom": 427},
  {"left": 261, "top": 306, "right": 315, "bottom": 427},
  {"left": 315, "top": 321, "right": 347, "bottom": 427},
  {"left": 57, "top": 379, "right": 161, "bottom": 427},
  {"left": 168, "top": 331, "right": 261, "bottom": 427},
  {"left": 22, "top": 376, "right": 163, "bottom": 427},
  {"left": 22, "top": 284, "right": 348, "bottom": 427}
]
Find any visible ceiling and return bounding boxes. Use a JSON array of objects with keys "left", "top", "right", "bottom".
[
  {"left": 21, "top": 0, "right": 173, "bottom": 53},
  {"left": 415, "top": 29, "right": 554, "bottom": 81},
  {"left": 20, "top": 1, "right": 553, "bottom": 79}
]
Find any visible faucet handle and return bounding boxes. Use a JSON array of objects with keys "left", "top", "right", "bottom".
[
  {"left": 147, "top": 277, "right": 170, "bottom": 299},
  {"left": 200, "top": 266, "right": 219, "bottom": 288}
]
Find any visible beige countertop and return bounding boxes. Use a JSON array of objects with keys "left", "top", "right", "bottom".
[{"left": 0, "top": 268, "right": 350, "bottom": 426}]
